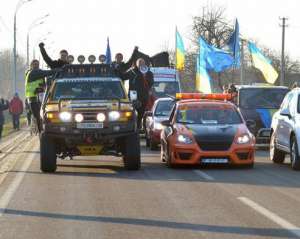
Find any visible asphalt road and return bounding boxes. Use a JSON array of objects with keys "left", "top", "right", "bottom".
[{"left": 0, "top": 130, "right": 300, "bottom": 239}]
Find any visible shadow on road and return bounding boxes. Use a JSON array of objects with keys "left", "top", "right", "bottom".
[{"left": 0, "top": 208, "right": 297, "bottom": 238}]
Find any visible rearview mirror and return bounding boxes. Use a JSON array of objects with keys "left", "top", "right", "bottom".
[
  {"left": 280, "top": 108, "right": 291, "bottom": 118},
  {"left": 129, "top": 90, "right": 137, "bottom": 101},
  {"left": 161, "top": 120, "right": 171, "bottom": 127}
]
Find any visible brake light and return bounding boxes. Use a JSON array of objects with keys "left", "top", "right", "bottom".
[{"left": 176, "top": 93, "right": 232, "bottom": 101}]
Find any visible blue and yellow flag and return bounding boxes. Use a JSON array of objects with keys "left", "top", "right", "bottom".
[
  {"left": 248, "top": 42, "right": 278, "bottom": 84},
  {"left": 176, "top": 29, "right": 185, "bottom": 71},
  {"left": 227, "top": 19, "right": 240, "bottom": 67},
  {"left": 105, "top": 37, "right": 112, "bottom": 64},
  {"left": 196, "top": 38, "right": 212, "bottom": 93}
]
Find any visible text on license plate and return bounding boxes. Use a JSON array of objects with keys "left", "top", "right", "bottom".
[
  {"left": 201, "top": 158, "right": 228, "bottom": 163},
  {"left": 77, "top": 123, "right": 104, "bottom": 129}
]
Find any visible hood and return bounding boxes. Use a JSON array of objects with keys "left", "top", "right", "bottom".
[{"left": 60, "top": 100, "right": 119, "bottom": 111}]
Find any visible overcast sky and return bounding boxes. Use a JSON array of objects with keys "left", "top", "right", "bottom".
[{"left": 0, "top": 0, "right": 299, "bottom": 62}]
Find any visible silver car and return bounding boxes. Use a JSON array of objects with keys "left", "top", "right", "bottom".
[{"left": 270, "top": 88, "right": 300, "bottom": 170}]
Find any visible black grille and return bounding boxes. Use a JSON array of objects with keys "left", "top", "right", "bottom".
[
  {"left": 195, "top": 137, "right": 233, "bottom": 151},
  {"left": 237, "top": 152, "right": 250, "bottom": 160},
  {"left": 178, "top": 152, "right": 192, "bottom": 160}
]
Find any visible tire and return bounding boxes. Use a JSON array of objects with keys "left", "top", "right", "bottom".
[
  {"left": 160, "top": 143, "right": 166, "bottom": 162},
  {"left": 123, "top": 133, "right": 141, "bottom": 170},
  {"left": 290, "top": 136, "right": 300, "bottom": 171},
  {"left": 145, "top": 132, "right": 150, "bottom": 147},
  {"left": 40, "top": 132, "right": 57, "bottom": 173},
  {"left": 270, "top": 133, "right": 285, "bottom": 164}
]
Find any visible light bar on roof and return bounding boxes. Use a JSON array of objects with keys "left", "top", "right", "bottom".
[{"left": 176, "top": 93, "right": 233, "bottom": 101}]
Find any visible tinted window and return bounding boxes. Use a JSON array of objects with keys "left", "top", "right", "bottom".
[
  {"left": 152, "top": 82, "right": 180, "bottom": 98},
  {"left": 52, "top": 79, "right": 125, "bottom": 100},
  {"left": 154, "top": 100, "right": 175, "bottom": 117},
  {"left": 176, "top": 106, "right": 242, "bottom": 125},
  {"left": 239, "top": 88, "right": 289, "bottom": 109}
]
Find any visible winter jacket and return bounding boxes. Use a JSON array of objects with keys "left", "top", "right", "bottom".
[
  {"left": 9, "top": 97, "right": 23, "bottom": 115},
  {"left": 39, "top": 45, "right": 68, "bottom": 69},
  {"left": 0, "top": 99, "right": 9, "bottom": 125}
]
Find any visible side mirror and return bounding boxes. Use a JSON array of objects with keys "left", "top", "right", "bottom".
[
  {"left": 246, "top": 120, "right": 256, "bottom": 129},
  {"left": 280, "top": 108, "right": 292, "bottom": 118},
  {"left": 129, "top": 90, "right": 137, "bottom": 101},
  {"left": 161, "top": 120, "right": 171, "bottom": 127},
  {"left": 144, "top": 111, "right": 153, "bottom": 117}
]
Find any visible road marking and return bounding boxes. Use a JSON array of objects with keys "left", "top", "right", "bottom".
[
  {"left": 238, "top": 197, "right": 300, "bottom": 237},
  {"left": 193, "top": 170, "right": 215, "bottom": 181},
  {"left": 0, "top": 139, "right": 36, "bottom": 216}
]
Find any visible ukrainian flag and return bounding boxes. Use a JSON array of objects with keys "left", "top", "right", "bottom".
[
  {"left": 176, "top": 29, "right": 185, "bottom": 71},
  {"left": 196, "top": 39, "right": 212, "bottom": 93},
  {"left": 248, "top": 42, "right": 278, "bottom": 84}
]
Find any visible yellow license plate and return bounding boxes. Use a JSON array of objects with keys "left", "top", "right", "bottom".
[{"left": 77, "top": 145, "right": 103, "bottom": 155}]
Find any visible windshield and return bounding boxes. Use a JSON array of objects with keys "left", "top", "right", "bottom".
[
  {"left": 154, "top": 100, "right": 175, "bottom": 117},
  {"left": 152, "top": 82, "right": 180, "bottom": 98},
  {"left": 239, "top": 88, "right": 289, "bottom": 109},
  {"left": 176, "top": 106, "right": 242, "bottom": 125},
  {"left": 51, "top": 79, "right": 126, "bottom": 101}
]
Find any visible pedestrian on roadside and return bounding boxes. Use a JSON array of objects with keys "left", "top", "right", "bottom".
[
  {"left": 122, "top": 58, "right": 154, "bottom": 129},
  {"left": 0, "top": 98, "right": 9, "bottom": 153},
  {"left": 9, "top": 93, "right": 23, "bottom": 130},
  {"left": 39, "top": 42, "right": 69, "bottom": 69}
]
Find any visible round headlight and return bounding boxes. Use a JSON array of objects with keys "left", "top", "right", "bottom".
[
  {"left": 108, "top": 111, "right": 120, "bottom": 121},
  {"left": 236, "top": 134, "right": 250, "bottom": 144},
  {"left": 97, "top": 113, "right": 106, "bottom": 122},
  {"left": 154, "top": 122, "right": 163, "bottom": 130},
  {"left": 59, "top": 112, "right": 72, "bottom": 122},
  {"left": 75, "top": 113, "right": 84, "bottom": 123}
]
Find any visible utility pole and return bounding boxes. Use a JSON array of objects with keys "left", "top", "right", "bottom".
[{"left": 279, "top": 17, "right": 288, "bottom": 86}]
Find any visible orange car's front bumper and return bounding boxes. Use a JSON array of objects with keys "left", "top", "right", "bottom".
[{"left": 170, "top": 142, "right": 255, "bottom": 165}]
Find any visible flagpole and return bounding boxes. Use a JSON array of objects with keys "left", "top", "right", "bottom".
[
  {"left": 175, "top": 26, "right": 177, "bottom": 69},
  {"left": 240, "top": 39, "right": 245, "bottom": 85}
]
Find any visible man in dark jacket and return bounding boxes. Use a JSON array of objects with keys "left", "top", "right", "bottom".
[
  {"left": 25, "top": 59, "right": 59, "bottom": 132},
  {"left": 123, "top": 58, "right": 154, "bottom": 129},
  {"left": 0, "top": 98, "right": 9, "bottom": 152},
  {"left": 39, "top": 42, "right": 69, "bottom": 69}
]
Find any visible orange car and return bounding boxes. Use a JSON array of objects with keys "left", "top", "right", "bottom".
[{"left": 160, "top": 93, "right": 255, "bottom": 168}]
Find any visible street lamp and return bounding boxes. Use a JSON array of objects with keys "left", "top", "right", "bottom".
[{"left": 13, "top": 0, "right": 33, "bottom": 94}]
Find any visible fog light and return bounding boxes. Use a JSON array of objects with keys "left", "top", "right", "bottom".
[
  {"left": 75, "top": 113, "right": 84, "bottom": 123},
  {"left": 59, "top": 112, "right": 72, "bottom": 122},
  {"left": 109, "top": 111, "right": 121, "bottom": 121},
  {"left": 97, "top": 113, "right": 106, "bottom": 122}
]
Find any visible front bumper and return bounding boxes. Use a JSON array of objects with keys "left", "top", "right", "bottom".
[{"left": 170, "top": 142, "right": 255, "bottom": 165}]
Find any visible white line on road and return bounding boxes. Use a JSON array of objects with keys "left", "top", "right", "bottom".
[
  {"left": 0, "top": 139, "right": 36, "bottom": 217},
  {"left": 193, "top": 170, "right": 215, "bottom": 181},
  {"left": 238, "top": 197, "right": 300, "bottom": 238}
]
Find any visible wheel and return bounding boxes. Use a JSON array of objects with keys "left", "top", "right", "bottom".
[
  {"left": 123, "top": 133, "right": 141, "bottom": 170},
  {"left": 165, "top": 145, "right": 175, "bottom": 168},
  {"left": 160, "top": 141, "right": 166, "bottom": 162},
  {"left": 149, "top": 136, "right": 159, "bottom": 150},
  {"left": 145, "top": 132, "right": 150, "bottom": 147},
  {"left": 40, "top": 132, "right": 57, "bottom": 173},
  {"left": 290, "top": 136, "right": 300, "bottom": 170},
  {"left": 270, "top": 133, "right": 285, "bottom": 164}
]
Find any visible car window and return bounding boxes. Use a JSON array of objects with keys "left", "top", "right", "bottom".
[
  {"left": 51, "top": 79, "right": 126, "bottom": 100},
  {"left": 154, "top": 100, "right": 175, "bottom": 117},
  {"left": 281, "top": 92, "right": 294, "bottom": 111},
  {"left": 152, "top": 82, "right": 180, "bottom": 98}
]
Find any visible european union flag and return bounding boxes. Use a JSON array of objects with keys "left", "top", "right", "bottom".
[
  {"left": 105, "top": 37, "right": 112, "bottom": 64},
  {"left": 227, "top": 19, "right": 240, "bottom": 67}
]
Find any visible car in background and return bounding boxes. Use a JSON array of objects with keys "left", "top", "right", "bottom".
[
  {"left": 145, "top": 98, "right": 175, "bottom": 150},
  {"left": 270, "top": 88, "right": 300, "bottom": 170},
  {"left": 160, "top": 93, "right": 255, "bottom": 168},
  {"left": 235, "top": 85, "right": 289, "bottom": 145}
]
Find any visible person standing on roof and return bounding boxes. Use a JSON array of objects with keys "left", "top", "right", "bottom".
[
  {"left": 39, "top": 42, "right": 69, "bottom": 69},
  {"left": 25, "top": 59, "right": 60, "bottom": 132},
  {"left": 123, "top": 58, "right": 154, "bottom": 129}
]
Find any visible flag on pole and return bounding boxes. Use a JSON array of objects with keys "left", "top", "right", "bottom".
[
  {"left": 196, "top": 38, "right": 212, "bottom": 93},
  {"left": 248, "top": 42, "right": 278, "bottom": 84},
  {"left": 227, "top": 19, "right": 240, "bottom": 67},
  {"left": 176, "top": 28, "right": 185, "bottom": 70},
  {"left": 199, "top": 37, "right": 234, "bottom": 73},
  {"left": 105, "top": 37, "right": 112, "bottom": 64}
]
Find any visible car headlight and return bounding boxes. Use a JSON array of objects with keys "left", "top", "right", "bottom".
[
  {"left": 177, "top": 134, "right": 193, "bottom": 144},
  {"left": 59, "top": 112, "right": 72, "bottom": 122},
  {"left": 108, "top": 111, "right": 121, "bottom": 121},
  {"left": 97, "top": 113, "right": 106, "bottom": 122},
  {"left": 154, "top": 122, "right": 163, "bottom": 130},
  {"left": 236, "top": 134, "right": 251, "bottom": 144},
  {"left": 74, "top": 113, "right": 84, "bottom": 123}
]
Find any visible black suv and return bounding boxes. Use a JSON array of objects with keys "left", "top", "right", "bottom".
[{"left": 40, "top": 64, "right": 140, "bottom": 172}]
